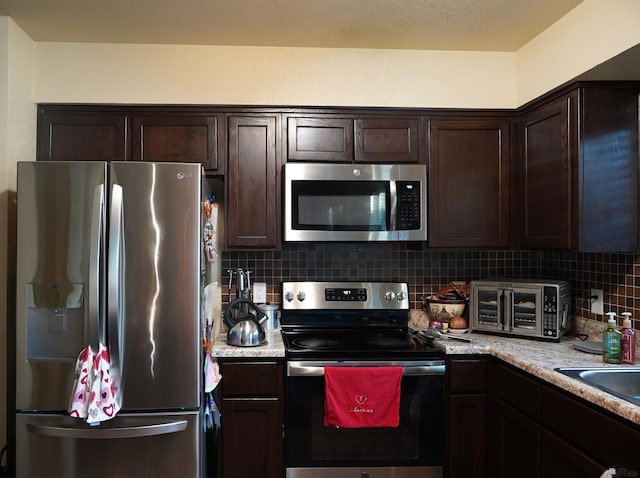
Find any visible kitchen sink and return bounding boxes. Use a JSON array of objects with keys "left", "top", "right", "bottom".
[{"left": 555, "top": 367, "right": 640, "bottom": 406}]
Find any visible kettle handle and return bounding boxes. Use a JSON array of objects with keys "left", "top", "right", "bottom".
[{"left": 223, "top": 298, "right": 265, "bottom": 328}]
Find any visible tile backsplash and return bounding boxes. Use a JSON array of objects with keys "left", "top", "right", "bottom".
[{"left": 222, "top": 244, "right": 640, "bottom": 331}]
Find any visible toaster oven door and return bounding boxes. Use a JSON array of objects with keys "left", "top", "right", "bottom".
[
  {"left": 472, "top": 285, "right": 543, "bottom": 337},
  {"left": 507, "top": 287, "right": 543, "bottom": 336}
]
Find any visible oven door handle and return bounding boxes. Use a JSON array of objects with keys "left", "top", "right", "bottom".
[{"left": 287, "top": 361, "right": 445, "bottom": 377}]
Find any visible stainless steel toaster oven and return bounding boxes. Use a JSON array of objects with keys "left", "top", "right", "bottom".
[{"left": 470, "top": 279, "right": 570, "bottom": 341}]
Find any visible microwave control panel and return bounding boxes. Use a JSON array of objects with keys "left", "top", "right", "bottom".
[{"left": 396, "top": 181, "right": 421, "bottom": 230}]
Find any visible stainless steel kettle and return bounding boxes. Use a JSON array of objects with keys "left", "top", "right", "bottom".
[{"left": 224, "top": 299, "right": 268, "bottom": 347}]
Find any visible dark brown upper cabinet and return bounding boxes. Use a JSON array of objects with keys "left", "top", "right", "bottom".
[
  {"left": 37, "top": 107, "right": 128, "bottom": 162},
  {"left": 286, "top": 116, "right": 354, "bottom": 162},
  {"left": 518, "top": 86, "right": 639, "bottom": 251},
  {"left": 226, "top": 114, "right": 280, "bottom": 249},
  {"left": 355, "top": 117, "right": 421, "bottom": 163},
  {"left": 131, "top": 114, "right": 223, "bottom": 173},
  {"left": 286, "top": 114, "right": 422, "bottom": 163},
  {"left": 428, "top": 118, "right": 510, "bottom": 247}
]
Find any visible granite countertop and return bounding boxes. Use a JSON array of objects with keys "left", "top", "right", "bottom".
[
  {"left": 213, "top": 329, "right": 285, "bottom": 358},
  {"left": 435, "top": 331, "right": 640, "bottom": 426},
  {"left": 212, "top": 324, "right": 640, "bottom": 426}
]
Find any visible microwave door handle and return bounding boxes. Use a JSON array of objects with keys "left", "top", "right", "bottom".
[{"left": 388, "top": 179, "right": 397, "bottom": 231}]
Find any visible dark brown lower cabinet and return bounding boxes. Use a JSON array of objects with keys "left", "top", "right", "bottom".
[
  {"left": 219, "top": 360, "right": 284, "bottom": 478},
  {"left": 221, "top": 399, "right": 281, "bottom": 478},
  {"left": 492, "top": 399, "right": 541, "bottom": 478},
  {"left": 446, "top": 357, "right": 488, "bottom": 478},
  {"left": 485, "top": 360, "right": 640, "bottom": 478},
  {"left": 540, "top": 429, "right": 604, "bottom": 478},
  {"left": 542, "top": 385, "right": 640, "bottom": 473}
]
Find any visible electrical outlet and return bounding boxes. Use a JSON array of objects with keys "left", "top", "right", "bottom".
[
  {"left": 591, "top": 288, "right": 604, "bottom": 315},
  {"left": 253, "top": 282, "right": 267, "bottom": 304}
]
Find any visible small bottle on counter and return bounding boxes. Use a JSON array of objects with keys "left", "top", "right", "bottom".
[
  {"left": 620, "top": 312, "right": 636, "bottom": 365},
  {"left": 602, "top": 312, "right": 621, "bottom": 364}
]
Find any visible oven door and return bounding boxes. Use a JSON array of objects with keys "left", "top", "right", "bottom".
[{"left": 285, "top": 360, "right": 444, "bottom": 478}]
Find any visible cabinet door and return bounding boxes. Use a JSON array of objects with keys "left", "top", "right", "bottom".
[
  {"left": 221, "top": 399, "right": 282, "bottom": 478},
  {"left": 429, "top": 119, "right": 510, "bottom": 247},
  {"left": 131, "top": 114, "right": 221, "bottom": 172},
  {"left": 540, "top": 429, "right": 604, "bottom": 478},
  {"left": 37, "top": 109, "right": 128, "bottom": 162},
  {"left": 355, "top": 117, "right": 421, "bottom": 163},
  {"left": 447, "top": 358, "right": 488, "bottom": 478},
  {"left": 578, "top": 87, "right": 639, "bottom": 252},
  {"left": 492, "top": 401, "right": 541, "bottom": 478},
  {"left": 286, "top": 116, "right": 354, "bottom": 162},
  {"left": 226, "top": 115, "right": 279, "bottom": 249},
  {"left": 519, "top": 94, "right": 575, "bottom": 249},
  {"left": 448, "top": 395, "right": 487, "bottom": 478},
  {"left": 543, "top": 385, "right": 640, "bottom": 471}
]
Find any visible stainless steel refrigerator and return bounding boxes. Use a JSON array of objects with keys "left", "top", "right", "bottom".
[{"left": 15, "top": 161, "right": 220, "bottom": 477}]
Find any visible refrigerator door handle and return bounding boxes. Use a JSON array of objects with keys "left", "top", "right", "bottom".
[
  {"left": 88, "top": 184, "right": 105, "bottom": 351},
  {"left": 26, "top": 420, "right": 187, "bottom": 439},
  {"left": 108, "top": 184, "right": 125, "bottom": 394}
]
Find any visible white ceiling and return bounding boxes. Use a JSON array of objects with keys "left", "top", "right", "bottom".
[{"left": 0, "top": 0, "right": 584, "bottom": 51}]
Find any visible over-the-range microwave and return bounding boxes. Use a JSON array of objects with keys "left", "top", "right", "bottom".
[
  {"left": 470, "top": 279, "right": 571, "bottom": 341},
  {"left": 283, "top": 163, "right": 427, "bottom": 242}
]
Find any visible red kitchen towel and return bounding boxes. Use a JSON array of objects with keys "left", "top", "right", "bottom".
[{"left": 324, "top": 366, "right": 402, "bottom": 428}]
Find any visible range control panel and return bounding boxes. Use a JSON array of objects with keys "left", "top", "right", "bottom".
[
  {"left": 325, "top": 287, "right": 368, "bottom": 302},
  {"left": 282, "top": 281, "right": 409, "bottom": 311}
]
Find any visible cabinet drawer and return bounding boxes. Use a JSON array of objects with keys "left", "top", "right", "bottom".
[
  {"left": 542, "top": 386, "right": 640, "bottom": 470},
  {"left": 449, "top": 358, "right": 488, "bottom": 393},
  {"left": 222, "top": 362, "right": 281, "bottom": 397},
  {"left": 493, "top": 362, "right": 541, "bottom": 420}
]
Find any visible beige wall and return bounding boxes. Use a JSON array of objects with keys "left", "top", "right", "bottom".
[
  {"left": 32, "top": 0, "right": 640, "bottom": 109},
  {"left": 0, "top": 17, "right": 36, "bottom": 451},
  {"left": 0, "top": 16, "right": 10, "bottom": 455},
  {"left": 517, "top": 0, "right": 640, "bottom": 105},
  {"left": 34, "top": 44, "right": 517, "bottom": 108}
]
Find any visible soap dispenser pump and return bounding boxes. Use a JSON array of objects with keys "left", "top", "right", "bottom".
[
  {"left": 602, "top": 312, "right": 621, "bottom": 364},
  {"left": 621, "top": 312, "right": 636, "bottom": 365}
]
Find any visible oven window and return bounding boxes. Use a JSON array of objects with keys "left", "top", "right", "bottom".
[
  {"left": 285, "top": 372, "right": 444, "bottom": 468},
  {"left": 292, "top": 180, "right": 389, "bottom": 231},
  {"left": 512, "top": 290, "right": 539, "bottom": 330}
]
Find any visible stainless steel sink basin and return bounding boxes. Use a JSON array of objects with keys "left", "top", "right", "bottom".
[{"left": 555, "top": 367, "right": 640, "bottom": 406}]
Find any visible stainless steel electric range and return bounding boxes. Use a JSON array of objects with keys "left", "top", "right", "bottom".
[{"left": 281, "top": 281, "right": 445, "bottom": 478}]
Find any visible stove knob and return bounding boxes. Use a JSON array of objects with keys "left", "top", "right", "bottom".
[
  {"left": 385, "top": 291, "right": 397, "bottom": 301},
  {"left": 397, "top": 291, "right": 407, "bottom": 301},
  {"left": 297, "top": 291, "right": 306, "bottom": 302},
  {"left": 284, "top": 291, "right": 294, "bottom": 302}
]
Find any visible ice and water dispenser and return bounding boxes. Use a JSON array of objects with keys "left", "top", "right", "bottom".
[{"left": 26, "top": 282, "right": 85, "bottom": 360}]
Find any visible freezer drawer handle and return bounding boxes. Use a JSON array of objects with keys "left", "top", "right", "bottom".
[{"left": 26, "top": 419, "right": 187, "bottom": 439}]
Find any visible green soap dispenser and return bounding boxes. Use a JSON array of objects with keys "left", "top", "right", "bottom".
[{"left": 602, "top": 312, "right": 621, "bottom": 364}]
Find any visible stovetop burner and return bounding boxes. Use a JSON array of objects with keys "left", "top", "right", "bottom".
[{"left": 291, "top": 337, "right": 345, "bottom": 350}]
